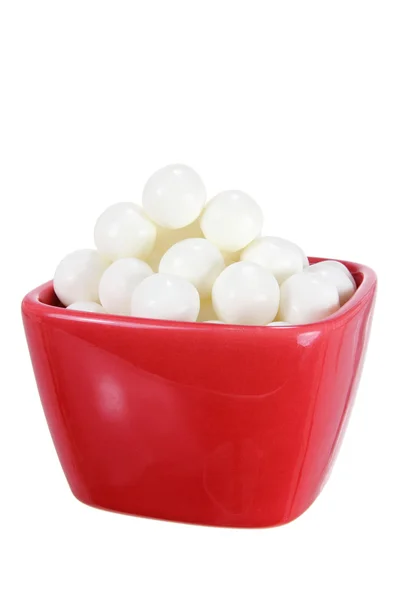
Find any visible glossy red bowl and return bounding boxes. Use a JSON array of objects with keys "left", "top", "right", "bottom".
[{"left": 22, "top": 257, "right": 376, "bottom": 528}]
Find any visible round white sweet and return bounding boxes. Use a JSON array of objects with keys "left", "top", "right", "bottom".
[
  {"left": 142, "top": 164, "right": 206, "bottom": 229},
  {"left": 131, "top": 273, "right": 200, "bottom": 322},
  {"left": 99, "top": 258, "right": 153, "bottom": 315},
  {"left": 159, "top": 238, "right": 224, "bottom": 297},
  {"left": 317, "top": 260, "right": 353, "bottom": 277},
  {"left": 212, "top": 261, "right": 280, "bottom": 325},
  {"left": 307, "top": 261, "right": 356, "bottom": 305},
  {"left": 66, "top": 301, "right": 106, "bottom": 314},
  {"left": 54, "top": 249, "right": 110, "bottom": 307},
  {"left": 279, "top": 271, "right": 340, "bottom": 324},
  {"left": 241, "top": 236, "right": 305, "bottom": 284},
  {"left": 147, "top": 219, "right": 203, "bottom": 271},
  {"left": 267, "top": 321, "right": 290, "bottom": 326},
  {"left": 94, "top": 202, "right": 156, "bottom": 261},
  {"left": 200, "top": 190, "right": 263, "bottom": 252}
]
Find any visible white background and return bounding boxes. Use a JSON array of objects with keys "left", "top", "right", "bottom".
[{"left": 1, "top": 1, "right": 399, "bottom": 598}]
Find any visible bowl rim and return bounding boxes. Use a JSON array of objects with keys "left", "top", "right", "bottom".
[{"left": 21, "top": 256, "right": 377, "bottom": 332}]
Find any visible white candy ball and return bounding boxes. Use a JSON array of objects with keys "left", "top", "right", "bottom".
[
  {"left": 307, "top": 261, "right": 356, "bottom": 305},
  {"left": 54, "top": 249, "right": 110, "bottom": 306},
  {"left": 200, "top": 190, "right": 263, "bottom": 252},
  {"left": 94, "top": 202, "right": 156, "bottom": 261},
  {"left": 279, "top": 271, "right": 340, "bottom": 324},
  {"left": 159, "top": 238, "right": 224, "bottom": 297},
  {"left": 99, "top": 258, "right": 153, "bottom": 315},
  {"left": 147, "top": 219, "right": 203, "bottom": 271},
  {"left": 66, "top": 301, "right": 106, "bottom": 314},
  {"left": 317, "top": 259, "right": 353, "bottom": 276},
  {"left": 241, "top": 236, "right": 305, "bottom": 284},
  {"left": 267, "top": 321, "right": 290, "bottom": 326},
  {"left": 131, "top": 273, "right": 200, "bottom": 322},
  {"left": 212, "top": 261, "right": 280, "bottom": 325},
  {"left": 142, "top": 164, "right": 206, "bottom": 229}
]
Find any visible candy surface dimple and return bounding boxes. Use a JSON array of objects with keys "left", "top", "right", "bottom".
[
  {"left": 212, "top": 261, "right": 280, "bottom": 325},
  {"left": 94, "top": 202, "right": 156, "bottom": 261},
  {"left": 54, "top": 249, "right": 110, "bottom": 306},
  {"left": 159, "top": 238, "right": 224, "bottom": 297},
  {"left": 67, "top": 301, "right": 106, "bottom": 313},
  {"left": 241, "top": 236, "right": 305, "bottom": 284},
  {"left": 131, "top": 273, "right": 200, "bottom": 322},
  {"left": 200, "top": 190, "right": 263, "bottom": 252},
  {"left": 142, "top": 164, "right": 206, "bottom": 229},
  {"left": 307, "top": 261, "right": 356, "bottom": 305},
  {"left": 99, "top": 258, "right": 153, "bottom": 315},
  {"left": 280, "top": 271, "right": 340, "bottom": 324}
]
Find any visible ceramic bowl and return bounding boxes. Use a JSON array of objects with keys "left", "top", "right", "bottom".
[{"left": 22, "top": 257, "right": 376, "bottom": 527}]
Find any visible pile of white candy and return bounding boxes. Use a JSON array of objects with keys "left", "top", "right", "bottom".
[{"left": 54, "top": 164, "right": 356, "bottom": 326}]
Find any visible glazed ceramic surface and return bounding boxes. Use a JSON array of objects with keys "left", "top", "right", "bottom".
[{"left": 22, "top": 257, "right": 376, "bottom": 527}]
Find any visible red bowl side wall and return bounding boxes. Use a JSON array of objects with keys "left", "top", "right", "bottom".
[{"left": 22, "top": 259, "right": 377, "bottom": 527}]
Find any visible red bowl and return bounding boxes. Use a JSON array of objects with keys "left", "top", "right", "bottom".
[{"left": 22, "top": 257, "right": 376, "bottom": 528}]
